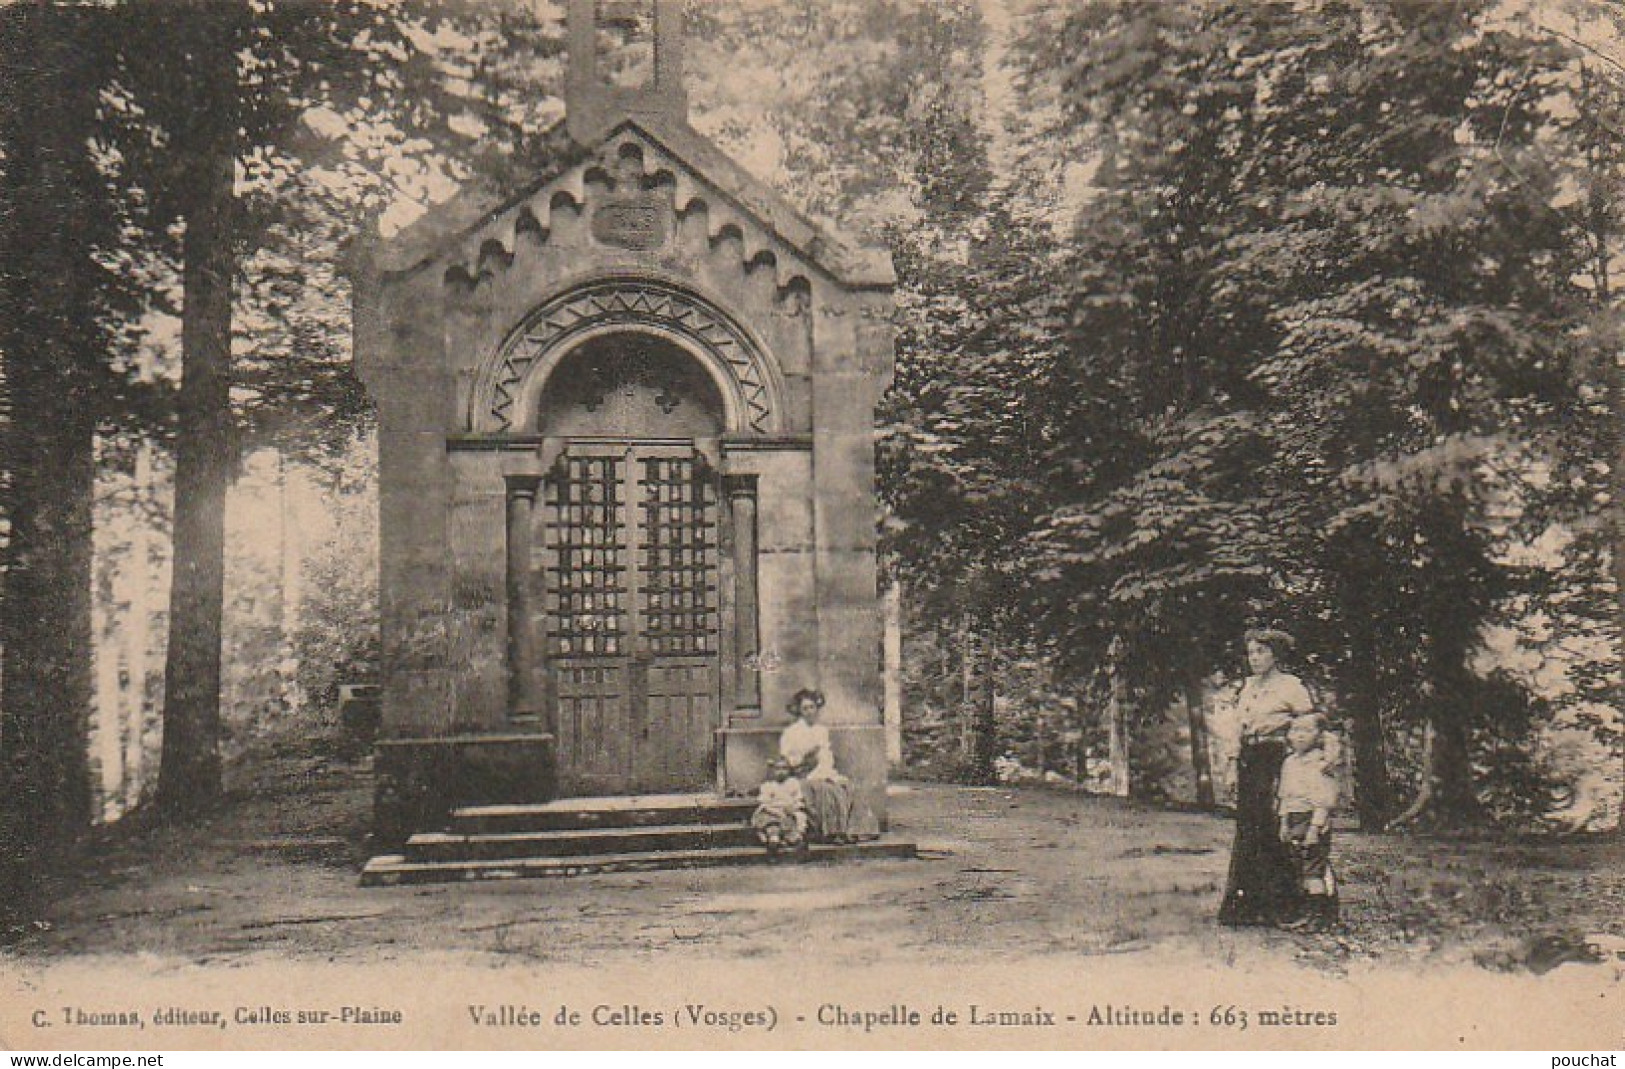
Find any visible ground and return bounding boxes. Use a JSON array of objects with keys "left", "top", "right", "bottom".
[{"left": 8, "top": 740, "right": 1622, "bottom": 976}]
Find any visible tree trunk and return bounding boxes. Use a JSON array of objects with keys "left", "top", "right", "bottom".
[
  {"left": 971, "top": 649, "right": 998, "bottom": 785},
  {"left": 882, "top": 579, "right": 902, "bottom": 765},
  {"left": 1106, "top": 637, "right": 1130, "bottom": 797},
  {"left": 1183, "top": 682, "right": 1214, "bottom": 808},
  {"left": 1613, "top": 296, "right": 1624, "bottom": 841},
  {"left": 1418, "top": 611, "right": 1484, "bottom": 825},
  {"left": 122, "top": 441, "right": 159, "bottom": 815},
  {"left": 277, "top": 451, "right": 304, "bottom": 721},
  {"left": 1388, "top": 722, "right": 1434, "bottom": 829},
  {"left": 1072, "top": 701, "right": 1089, "bottom": 785},
  {"left": 0, "top": 5, "right": 106, "bottom": 908},
  {"left": 94, "top": 520, "right": 125, "bottom": 820},
  {"left": 157, "top": 12, "right": 239, "bottom": 820},
  {"left": 1345, "top": 669, "right": 1392, "bottom": 830},
  {"left": 1572, "top": 64, "right": 1625, "bottom": 838},
  {"left": 1426, "top": 700, "right": 1481, "bottom": 826},
  {"left": 958, "top": 611, "right": 975, "bottom": 766}
]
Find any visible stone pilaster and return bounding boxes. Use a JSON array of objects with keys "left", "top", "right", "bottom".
[
  {"left": 726, "top": 475, "right": 761, "bottom": 711},
  {"left": 504, "top": 475, "right": 545, "bottom": 726}
]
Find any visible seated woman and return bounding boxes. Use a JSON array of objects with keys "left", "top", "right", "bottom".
[{"left": 778, "top": 687, "right": 880, "bottom": 844}]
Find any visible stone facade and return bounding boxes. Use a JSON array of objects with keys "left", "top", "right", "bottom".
[{"left": 353, "top": 0, "right": 896, "bottom": 842}]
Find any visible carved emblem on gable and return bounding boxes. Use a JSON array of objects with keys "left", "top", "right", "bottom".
[
  {"left": 591, "top": 196, "right": 668, "bottom": 250},
  {"left": 482, "top": 279, "right": 776, "bottom": 435}
]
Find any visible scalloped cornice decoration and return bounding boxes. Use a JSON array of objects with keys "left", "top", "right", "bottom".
[{"left": 440, "top": 132, "right": 822, "bottom": 296}]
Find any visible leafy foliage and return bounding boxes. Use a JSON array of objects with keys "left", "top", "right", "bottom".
[
  {"left": 3, "top": 0, "right": 1615, "bottom": 843},
  {"left": 948, "top": 0, "right": 1622, "bottom": 823}
]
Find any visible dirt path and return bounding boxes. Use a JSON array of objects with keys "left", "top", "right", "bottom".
[{"left": 7, "top": 747, "right": 1623, "bottom": 976}]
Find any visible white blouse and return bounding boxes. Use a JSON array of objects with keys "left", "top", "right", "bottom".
[
  {"left": 1233, "top": 671, "right": 1314, "bottom": 736},
  {"left": 779, "top": 719, "right": 838, "bottom": 781}
]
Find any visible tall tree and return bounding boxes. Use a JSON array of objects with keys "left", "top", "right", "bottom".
[
  {"left": 1234, "top": 1, "right": 1584, "bottom": 825},
  {"left": 1013, "top": 2, "right": 1294, "bottom": 793},
  {"left": 153, "top": 4, "right": 243, "bottom": 818},
  {"left": 0, "top": 4, "right": 121, "bottom": 903},
  {"left": 1549, "top": 5, "right": 1625, "bottom": 833},
  {"left": 96, "top": 0, "right": 567, "bottom": 817}
]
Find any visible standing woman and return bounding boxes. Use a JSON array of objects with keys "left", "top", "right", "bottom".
[
  {"left": 778, "top": 688, "right": 879, "bottom": 844},
  {"left": 1218, "top": 628, "right": 1315, "bottom": 926}
]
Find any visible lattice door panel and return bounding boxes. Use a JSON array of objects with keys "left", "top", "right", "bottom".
[
  {"left": 637, "top": 455, "right": 718, "bottom": 656},
  {"left": 546, "top": 454, "right": 626, "bottom": 659},
  {"left": 541, "top": 445, "right": 720, "bottom": 795},
  {"left": 543, "top": 453, "right": 632, "bottom": 791},
  {"left": 631, "top": 454, "right": 719, "bottom": 788}
]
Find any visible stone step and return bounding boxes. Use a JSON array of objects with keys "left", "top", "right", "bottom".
[
  {"left": 362, "top": 840, "right": 919, "bottom": 886},
  {"left": 404, "top": 822, "right": 757, "bottom": 862},
  {"left": 449, "top": 793, "right": 756, "bottom": 835}
]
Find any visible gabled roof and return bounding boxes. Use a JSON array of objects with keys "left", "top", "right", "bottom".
[{"left": 371, "top": 114, "right": 895, "bottom": 290}]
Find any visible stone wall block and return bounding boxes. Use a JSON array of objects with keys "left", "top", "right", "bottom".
[
  {"left": 855, "top": 297, "right": 898, "bottom": 376},
  {"left": 811, "top": 432, "right": 881, "bottom": 553},
  {"left": 812, "top": 302, "right": 860, "bottom": 373},
  {"left": 373, "top": 734, "right": 557, "bottom": 847},
  {"left": 764, "top": 302, "right": 811, "bottom": 377},
  {"left": 811, "top": 371, "right": 878, "bottom": 432},
  {"left": 753, "top": 454, "right": 814, "bottom": 551},
  {"left": 817, "top": 595, "right": 883, "bottom": 708},
  {"left": 446, "top": 608, "right": 505, "bottom": 731},
  {"left": 782, "top": 375, "right": 814, "bottom": 434},
  {"left": 379, "top": 376, "right": 459, "bottom": 433},
  {"left": 755, "top": 547, "right": 818, "bottom": 716},
  {"left": 448, "top": 487, "right": 505, "bottom": 567},
  {"left": 382, "top": 669, "right": 455, "bottom": 736},
  {"left": 379, "top": 430, "right": 453, "bottom": 495},
  {"left": 378, "top": 278, "right": 444, "bottom": 371}
]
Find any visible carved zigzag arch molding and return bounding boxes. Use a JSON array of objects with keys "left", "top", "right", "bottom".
[{"left": 471, "top": 277, "right": 782, "bottom": 435}]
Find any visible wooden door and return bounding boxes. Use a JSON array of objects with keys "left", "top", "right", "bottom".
[{"left": 542, "top": 442, "right": 720, "bottom": 795}]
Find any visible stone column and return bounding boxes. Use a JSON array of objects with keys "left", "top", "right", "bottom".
[
  {"left": 810, "top": 314, "right": 886, "bottom": 716},
  {"left": 726, "top": 476, "right": 760, "bottom": 710},
  {"left": 505, "top": 475, "right": 546, "bottom": 728},
  {"left": 807, "top": 295, "right": 895, "bottom": 828}
]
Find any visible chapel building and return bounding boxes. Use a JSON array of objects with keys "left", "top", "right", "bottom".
[{"left": 353, "top": 0, "right": 898, "bottom": 859}]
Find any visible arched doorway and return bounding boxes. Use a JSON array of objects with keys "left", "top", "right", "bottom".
[{"left": 534, "top": 332, "right": 726, "bottom": 795}]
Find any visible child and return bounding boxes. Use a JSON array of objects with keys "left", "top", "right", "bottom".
[
  {"left": 751, "top": 757, "right": 808, "bottom": 855},
  {"left": 1276, "top": 713, "right": 1341, "bottom": 929}
]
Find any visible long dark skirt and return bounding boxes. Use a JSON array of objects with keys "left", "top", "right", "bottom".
[
  {"left": 1217, "top": 737, "right": 1302, "bottom": 926},
  {"left": 799, "top": 776, "right": 880, "bottom": 842}
]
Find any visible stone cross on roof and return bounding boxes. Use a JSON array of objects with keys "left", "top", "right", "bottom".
[{"left": 566, "top": 0, "right": 688, "bottom": 143}]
